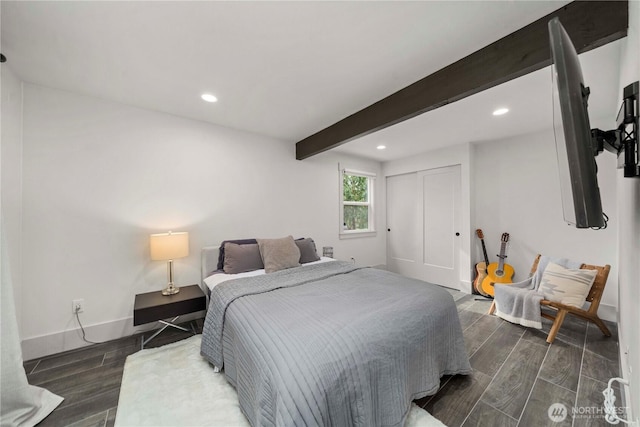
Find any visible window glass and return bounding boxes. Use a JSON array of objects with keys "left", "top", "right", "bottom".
[
  {"left": 340, "top": 170, "right": 375, "bottom": 237},
  {"left": 343, "top": 205, "right": 369, "bottom": 230},
  {"left": 343, "top": 175, "right": 368, "bottom": 202}
]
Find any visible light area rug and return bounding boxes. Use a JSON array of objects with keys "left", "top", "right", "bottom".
[{"left": 115, "top": 335, "right": 447, "bottom": 427}]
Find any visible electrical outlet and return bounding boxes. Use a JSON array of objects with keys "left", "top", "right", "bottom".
[{"left": 72, "top": 299, "right": 84, "bottom": 314}]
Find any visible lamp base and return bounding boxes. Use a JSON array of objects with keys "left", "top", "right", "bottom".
[{"left": 161, "top": 284, "right": 180, "bottom": 296}]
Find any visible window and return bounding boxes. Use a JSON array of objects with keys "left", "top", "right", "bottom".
[{"left": 340, "top": 168, "right": 376, "bottom": 238}]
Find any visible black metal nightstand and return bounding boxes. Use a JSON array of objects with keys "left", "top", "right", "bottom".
[{"left": 134, "top": 284, "right": 206, "bottom": 349}]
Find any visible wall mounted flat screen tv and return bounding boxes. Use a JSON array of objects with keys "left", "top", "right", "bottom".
[{"left": 549, "top": 17, "right": 605, "bottom": 229}]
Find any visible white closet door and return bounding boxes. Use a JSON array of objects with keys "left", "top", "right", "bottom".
[
  {"left": 417, "top": 165, "right": 461, "bottom": 289},
  {"left": 386, "top": 172, "right": 419, "bottom": 278}
]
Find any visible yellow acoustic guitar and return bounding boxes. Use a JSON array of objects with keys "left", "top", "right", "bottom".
[
  {"left": 473, "top": 229, "right": 491, "bottom": 297},
  {"left": 481, "top": 232, "right": 515, "bottom": 297}
]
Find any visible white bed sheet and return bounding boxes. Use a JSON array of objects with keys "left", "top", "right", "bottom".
[{"left": 204, "top": 257, "right": 336, "bottom": 292}]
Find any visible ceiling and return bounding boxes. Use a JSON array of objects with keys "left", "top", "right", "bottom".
[
  {"left": 335, "top": 39, "right": 623, "bottom": 161},
  {"left": 0, "top": 1, "right": 623, "bottom": 162}
]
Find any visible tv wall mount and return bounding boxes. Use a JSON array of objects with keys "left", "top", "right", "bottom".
[{"left": 591, "top": 81, "right": 639, "bottom": 178}]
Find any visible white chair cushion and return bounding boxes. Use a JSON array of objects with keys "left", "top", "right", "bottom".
[{"left": 538, "top": 262, "right": 597, "bottom": 308}]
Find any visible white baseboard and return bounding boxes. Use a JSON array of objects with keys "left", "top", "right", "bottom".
[
  {"left": 21, "top": 310, "right": 205, "bottom": 361},
  {"left": 456, "top": 279, "right": 616, "bottom": 322},
  {"left": 597, "top": 303, "right": 616, "bottom": 323},
  {"left": 21, "top": 301, "right": 617, "bottom": 361},
  {"left": 460, "top": 280, "right": 472, "bottom": 294}
]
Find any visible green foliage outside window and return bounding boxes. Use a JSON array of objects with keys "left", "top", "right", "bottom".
[
  {"left": 343, "top": 174, "right": 369, "bottom": 230},
  {"left": 343, "top": 174, "right": 368, "bottom": 202},
  {"left": 344, "top": 205, "right": 369, "bottom": 230}
]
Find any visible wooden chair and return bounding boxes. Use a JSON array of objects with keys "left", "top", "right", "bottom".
[{"left": 488, "top": 254, "right": 611, "bottom": 344}]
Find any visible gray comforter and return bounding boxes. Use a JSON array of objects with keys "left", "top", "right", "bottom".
[{"left": 201, "top": 261, "right": 471, "bottom": 427}]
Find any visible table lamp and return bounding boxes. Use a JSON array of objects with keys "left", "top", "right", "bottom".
[{"left": 150, "top": 231, "right": 189, "bottom": 295}]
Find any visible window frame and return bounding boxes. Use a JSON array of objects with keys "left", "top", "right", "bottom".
[{"left": 339, "top": 168, "right": 376, "bottom": 239}]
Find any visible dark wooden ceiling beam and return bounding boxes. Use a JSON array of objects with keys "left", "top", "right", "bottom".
[{"left": 296, "top": 0, "right": 628, "bottom": 160}]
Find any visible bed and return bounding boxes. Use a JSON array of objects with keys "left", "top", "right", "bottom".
[{"left": 199, "top": 237, "right": 471, "bottom": 427}]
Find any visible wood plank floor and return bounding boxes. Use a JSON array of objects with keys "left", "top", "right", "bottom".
[{"left": 26, "top": 289, "right": 620, "bottom": 427}]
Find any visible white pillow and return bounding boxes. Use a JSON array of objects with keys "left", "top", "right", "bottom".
[{"left": 538, "top": 262, "right": 596, "bottom": 308}]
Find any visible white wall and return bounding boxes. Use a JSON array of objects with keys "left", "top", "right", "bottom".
[
  {"left": 1, "top": 65, "right": 24, "bottom": 335},
  {"left": 473, "top": 128, "right": 618, "bottom": 320},
  {"left": 381, "top": 129, "right": 619, "bottom": 322},
  {"left": 616, "top": 0, "right": 639, "bottom": 421},
  {"left": 19, "top": 83, "right": 385, "bottom": 359}
]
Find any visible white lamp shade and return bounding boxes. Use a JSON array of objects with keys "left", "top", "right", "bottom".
[{"left": 150, "top": 232, "right": 189, "bottom": 261}]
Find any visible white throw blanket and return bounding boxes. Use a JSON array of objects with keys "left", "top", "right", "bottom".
[{"left": 493, "top": 256, "right": 581, "bottom": 329}]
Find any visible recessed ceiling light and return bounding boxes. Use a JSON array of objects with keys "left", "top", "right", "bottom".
[
  {"left": 201, "top": 93, "right": 218, "bottom": 103},
  {"left": 377, "top": 145, "right": 386, "bottom": 150},
  {"left": 493, "top": 107, "right": 509, "bottom": 116}
]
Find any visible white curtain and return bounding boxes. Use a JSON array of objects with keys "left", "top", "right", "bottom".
[{"left": 1, "top": 222, "right": 63, "bottom": 426}]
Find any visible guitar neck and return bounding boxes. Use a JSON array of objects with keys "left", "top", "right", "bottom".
[
  {"left": 480, "top": 240, "right": 489, "bottom": 265},
  {"left": 497, "top": 242, "right": 507, "bottom": 271}
]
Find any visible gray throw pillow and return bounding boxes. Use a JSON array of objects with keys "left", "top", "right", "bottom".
[
  {"left": 217, "top": 238, "right": 257, "bottom": 270},
  {"left": 223, "top": 243, "right": 264, "bottom": 274},
  {"left": 295, "top": 238, "right": 321, "bottom": 263},
  {"left": 257, "top": 236, "right": 301, "bottom": 273}
]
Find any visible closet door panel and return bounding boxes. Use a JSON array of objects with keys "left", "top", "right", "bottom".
[
  {"left": 418, "top": 165, "right": 461, "bottom": 289},
  {"left": 386, "top": 172, "right": 419, "bottom": 278}
]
